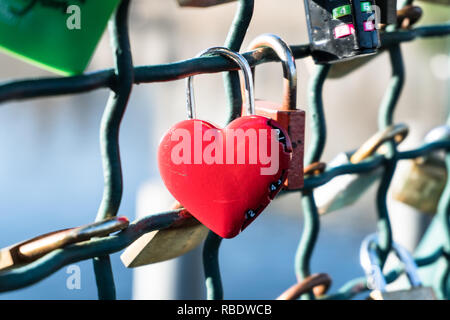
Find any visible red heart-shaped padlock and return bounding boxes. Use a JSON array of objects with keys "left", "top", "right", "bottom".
[{"left": 158, "top": 115, "right": 292, "bottom": 238}]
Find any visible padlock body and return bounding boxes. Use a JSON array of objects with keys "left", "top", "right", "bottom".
[
  {"left": 392, "top": 156, "right": 447, "bottom": 215},
  {"left": 121, "top": 217, "right": 209, "bottom": 267},
  {"left": 254, "top": 100, "right": 305, "bottom": 190},
  {"left": 303, "top": 0, "right": 380, "bottom": 63}
]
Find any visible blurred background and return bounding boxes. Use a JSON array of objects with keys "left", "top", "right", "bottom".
[{"left": 0, "top": 0, "right": 449, "bottom": 299}]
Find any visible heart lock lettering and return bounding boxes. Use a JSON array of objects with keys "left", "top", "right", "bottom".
[{"left": 157, "top": 47, "right": 292, "bottom": 238}]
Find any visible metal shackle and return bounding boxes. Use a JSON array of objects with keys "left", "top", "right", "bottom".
[
  {"left": 276, "top": 273, "right": 332, "bottom": 300},
  {"left": 247, "top": 33, "right": 297, "bottom": 111},
  {"left": 186, "top": 47, "right": 255, "bottom": 119},
  {"left": 350, "top": 123, "right": 409, "bottom": 164},
  {"left": 360, "top": 234, "right": 387, "bottom": 291},
  {"left": 391, "top": 241, "right": 422, "bottom": 288},
  {"left": 360, "top": 233, "right": 423, "bottom": 292}
]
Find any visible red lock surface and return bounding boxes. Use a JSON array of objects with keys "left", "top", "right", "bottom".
[{"left": 158, "top": 115, "right": 292, "bottom": 238}]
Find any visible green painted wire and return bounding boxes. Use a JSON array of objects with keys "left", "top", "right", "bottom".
[
  {"left": 96, "top": 0, "right": 134, "bottom": 222},
  {"left": 294, "top": 64, "right": 330, "bottom": 300},
  {"left": 434, "top": 122, "right": 450, "bottom": 298},
  {"left": 0, "top": 210, "right": 184, "bottom": 293},
  {"left": 304, "top": 64, "right": 330, "bottom": 165},
  {"left": 93, "top": 0, "right": 134, "bottom": 300},
  {"left": 0, "top": 24, "right": 448, "bottom": 104},
  {"left": 0, "top": 9, "right": 447, "bottom": 299},
  {"left": 276, "top": 140, "right": 450, "bottom": 193},
  {"left": 433, "top": 46, "right": 450, "bottom": 299},
  {"left": 378, "top": 45, "right": 404, "bottom": 129},
  {"left": 374, "top": 44, "right": 405, "bottom": 267},
  {"left": 0, "top": 208, "right": 443, "bottom": 295},
  {"left": 202, "top": 0, "right": 254, "bottom": 301},
  {"left": 295, "top": 191, "right": 320, "bottom": 300},
  {"left": 223, "top": 0, "right": 254, "bottom": 123},
  {"left": 203, "top": 232, "right": 224, "bottom": 300},
  {"left": 0, "top": 141, "right": 448, "bottom": 294}
]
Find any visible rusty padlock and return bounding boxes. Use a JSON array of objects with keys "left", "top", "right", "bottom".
[
  {"left": 246, "top": 33, "right": 306, "bottom": 190},
  {"left": 314, "top": 123, "right": 408, "bottom": 215},
  {"left": 277, "top": 273, "right": 332, "bottom": 300},
  {"left": 121, "top": 203, "right": 209, "bottom": 267},
  {"left": 0, "top": 217, "right": 129, "bottom": 271},
  {"left": 176, "top": 0, "right": 236, "bottom": 7},
  {"left": 360, "top": 233, "right": 437, "bottom": 300},
  {"left": 392, "top": 125, "right": 450, "bottom": 215}
]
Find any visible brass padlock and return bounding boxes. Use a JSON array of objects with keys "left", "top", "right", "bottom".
[
  {"left": 176, "top": 0, "right": 236, "bottom": 7},
  {"left": 121, "top": 203, "right": 209, "bottom": 267},
  {"left": 396, "top": 5, "right": 423, "bottom": 29},
  {"left": 246, "top": 34, "right": 306, "bottom": 190},
  {"left": 360, "top": 233, "right": 437, "bottom": 300},
  {"left": 392, "top": 125, "right": 450, "bottom": 215},
  {"left": 314, "top": 123, "right": 408, "bottom": 215}
]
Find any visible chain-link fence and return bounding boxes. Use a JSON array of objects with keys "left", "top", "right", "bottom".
[{"left": 0, "top": 0, "right": 449, "bottom": 300}]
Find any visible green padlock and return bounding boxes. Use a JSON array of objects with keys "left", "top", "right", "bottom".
[{"left": 0, "top": 0, "right": 120, "bottom": 75}]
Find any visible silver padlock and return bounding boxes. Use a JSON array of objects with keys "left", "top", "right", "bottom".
[
  {"left": 315, "top": 123, "right": 408, "bottom": 215},
  {"left": 360, "top": 233, "right": 437, "bottom": 300},
  {"left": 392, "top": 125, "right": 450, "bottom": 215}
]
